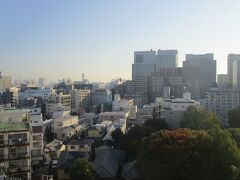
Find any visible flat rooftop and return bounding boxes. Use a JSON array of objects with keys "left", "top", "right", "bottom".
[{"left": 0, "top": 122, "right": 29, "bottom": 132}]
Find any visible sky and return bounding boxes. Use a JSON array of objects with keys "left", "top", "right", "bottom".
[{"left": 0, "top": 0, "right": 240, "bottom": 82}]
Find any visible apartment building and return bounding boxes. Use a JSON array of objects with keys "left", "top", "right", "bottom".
[
  {"left": 205, "top": 88, "right": 240, "bottom": 121},
  {"left": 0, "top": 122, "right": 31, "bottom": 180}
]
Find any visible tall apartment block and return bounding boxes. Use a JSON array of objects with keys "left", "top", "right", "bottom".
[
  {"left": 183, "top": 53, "right": 216, "bottom": 100},
  {"left": 206, "top": 88, "right": 240, "bottom": 121},
  {"left": 71, "top": 89, "right": 91, "bottom": 114},
  {"left": 0, "top": 122, "right": 31, "bottom": 179}
]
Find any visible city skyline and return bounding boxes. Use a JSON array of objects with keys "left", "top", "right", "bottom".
[{"left": 1, "top": 0, "right": 240, "bottom": 81}]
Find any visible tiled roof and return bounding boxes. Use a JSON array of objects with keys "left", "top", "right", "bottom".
[{"left": 94, "top": 146, "right": 126, "bottom": 178}]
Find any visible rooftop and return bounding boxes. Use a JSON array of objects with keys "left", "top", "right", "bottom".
[
  {"left": 0, "top": 122, "right": 29, "bottom": 132},
  {"left": 68, "top": 138, "right": 94, "bottom": 146},
  {"left": 0, "top": 108, "right": 28, "bottom": 114},
  {"left": 55, "top": 115, "right": 78, "bottom": 122}
]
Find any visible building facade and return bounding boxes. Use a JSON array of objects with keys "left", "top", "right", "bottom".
[
  {"left": 205, "top": 88, "right": 240, "bottom": 121},
  {"left": 183, "top": 53, "right": 216, "bottom": 100}
]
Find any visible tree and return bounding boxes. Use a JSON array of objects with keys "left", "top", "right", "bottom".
[
  {"left": 181, "top": 106, "right": 221, "bottom": 130},
  {"left": 228, "top": 108, "right": 240, "bottom": 128},
  {"left": 143, "top": 119, "right": 169, "bottom": 131},
  {"left": 69, "top": 158, "right": 96, "bottom": 180},
  {"left": 227, "top": 128, "right": 240, "bottom": 148},
  {"left": 45, "top": 126, "right": 54, "bottom": 143},
  {"left": 111, "top": 128, "right": 124, "bottom": 149},
  {"left": 137, "top": 128, "right": 240, "bottom": 180},
  {"left": 122, "top": 125, "right": 154, "bottom": 155}
]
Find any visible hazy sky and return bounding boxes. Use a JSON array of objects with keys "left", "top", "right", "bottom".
[{"left": 1, "top": 0, "right": 240, "bottom": 82}]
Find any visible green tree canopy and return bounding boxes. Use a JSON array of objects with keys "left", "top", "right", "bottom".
[
  {"left": 122, "top": 125, "right": 154, "bottom": 155},
  {"left": 227, "top": 128, "right": 240, "bottom": 148},
  {"left": 137, "top": 128, "right": 240, "bottom": 180},
  {"left": 45, "top": 126, "right": 54, "bottom": 143},
  {"left": 143, "top": 119, "right": 169, "bottom": 131},
  {"left": 228, "top": 108, "right": 240, "bottom": 128},
  {"left": 181, "top": 106, "right": 221, "bottom": 130},
  {"left": 111, "top": 128, "right": 124, "bottom": 149},
  {"left": 69, "top": 158, "right": 96, "bottom": 180}
]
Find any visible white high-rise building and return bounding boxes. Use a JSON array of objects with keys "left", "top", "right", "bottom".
[{"left": 228, "top": 54, "right": 240, "bottom": 87}]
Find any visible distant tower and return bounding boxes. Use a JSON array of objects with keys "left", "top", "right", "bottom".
[
  {"left": 82, "top": 73, "right": 85, "bottom": 82},
  {"left": 163, "top": 85, "right": 170, "bottom": 99},
  {"left": 0, "top": 72, "right": 2, "bottom": 79}
]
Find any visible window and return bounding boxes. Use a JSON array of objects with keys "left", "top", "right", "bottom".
[
  {"left": 80, "top": 145, "right": 85, "bottom": 148},
  {"left": 70, "top": 146, "right": 76, "bottom": 150}
]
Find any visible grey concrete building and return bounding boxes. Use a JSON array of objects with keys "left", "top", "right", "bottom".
[{"left": 183, "top": 53, "right": 216, "bottom": 100}]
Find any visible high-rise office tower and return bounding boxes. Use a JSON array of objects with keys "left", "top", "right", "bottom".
[
  {"left": 217, "top": 74, "right": 228, "bottom": 89},
  {"left": 131, "top": 50, "right": 178, "bottom": 104},
  {"left": 148, "top": 68, "right": 184, "bottom": 102},
  {"left": 183, "top": 53, "right": 216, "bottom": 100},
  {"left": 155, "top": 50, "right": 178, "bottom": 70},
  {"left": 132, "top": 50, "right": 156, "bottom": 80},
  {"left": 132, "top": 49, "right": 178, "bottom": 80},
  {"left": 228, "top": 54, "right": 240, "bottom": 87},
  {"left": 233, "top": 60, "right": 240, "bottom": 90}
]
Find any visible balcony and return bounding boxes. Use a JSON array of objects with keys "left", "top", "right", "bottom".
[
  {"left": 8, "top": 139, "right": 29, "bottom": 147},
  {"left": 8, "top": 153, "right": 30, "bottom": 160},
  {"left": 19, "top": 166, "right": 30, "bottom": 172},
  {"left": 8, "top": 166, "right": 30, "bottom": 174},
  {"left": 8, "top": 167, "right": 18, "bottom": 173},
  {"left": 0, "top": 154, "right": 7, "bottom": 160}
]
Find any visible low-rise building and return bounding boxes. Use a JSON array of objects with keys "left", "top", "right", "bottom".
[
  {"left": 44, "top": 139, "right": 66, "bottom": 167},
  {"left": 99, "top": 111, "right": 129, "bottom": 122},
  {"left": 53, "top": 116, "right": 79, "bottom": 133},
  {"left": 112, "top": 94, "right": 133, "bottom": 111},
  {"left": 103, "top": 119, "right": 127, "bottom": 142},
  {"left": 94, "top": 146, "right": 126, "bottom": 179},
  {"left": 56, "top": 124, "right": 82, "bottom": 141},
  {"left": 205, "top": 88, "right": 240, "bottom": 121},
  {"left": 158, "top": 97, "right": 199, "bottom": 128}
]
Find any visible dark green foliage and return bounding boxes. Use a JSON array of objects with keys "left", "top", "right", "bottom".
[
  {"left": 181, "top": 106, "right": 221, "bottom": 130},
  {"left": 143, "top": 119, "right": 169, "bottom": 131},
  {"left": 45, "top": 126, "right": 54, "bottom": 143},
  {"left": 69, "top": 158, "right": 96, "bottom": 180},
  {"left": 137, "top": 128, "right": 240, "bottom": 180},
  {"left": 122, "top": 125, "right": 154, "bottom": 155},
  {"left": 228, "top": 108, "right": 240, "bottom": 128},
  {"left": 228, "top": 128, "right": 240, "bottom": 148},
  {"left": 111, "top": 128, "right": 124, "bottom": 149}
]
